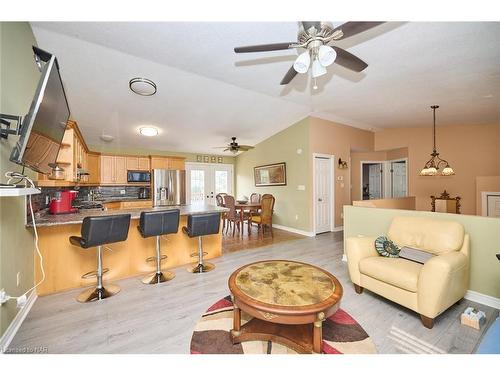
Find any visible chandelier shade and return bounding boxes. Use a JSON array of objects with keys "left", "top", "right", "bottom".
[{"left": 419, "top": 105, "right": 455, "bottom": 176}]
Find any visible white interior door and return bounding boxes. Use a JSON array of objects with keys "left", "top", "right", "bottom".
[
  {"left": 391, "top": 161, "right": 407, "bottom": 198},
  {"left": 314, "top": 156, "right": 332, "bottom": 234},
  {"left": 368, "top": 164, "right": 383, "bottom": 199},
  {"left": 186, "top": 163, "right": 233, "bottom": 205}
]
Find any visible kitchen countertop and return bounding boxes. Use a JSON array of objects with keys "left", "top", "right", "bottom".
[{"left": 28, "top": 203, "right": 228, "bottom": 227}]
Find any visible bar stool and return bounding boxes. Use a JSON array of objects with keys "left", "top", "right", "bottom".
[
  {"left": 182, "top": 212, "right": 221, "bottom": 273},
  {"left": 69, "top": 214, "right": 131, "bottom": 303},
  {"left": 138, "top": 209, "right": 180, "bottom": 284}
]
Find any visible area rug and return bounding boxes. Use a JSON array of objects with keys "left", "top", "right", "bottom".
[{"left": 190, "top": 296, "right": 377, "bottom": 354}]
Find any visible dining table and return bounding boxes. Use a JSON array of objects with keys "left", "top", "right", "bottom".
[{"left": 235, "top": 202, "right": 262, "bottom": 234}]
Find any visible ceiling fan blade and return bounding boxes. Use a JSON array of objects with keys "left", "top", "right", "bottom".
[
  {"left": 213, "top": 146, "right": 230, "bottom": 149},
  {"left": 238, "top": 145, "right": 255, "bottom": 151},
  {"left": 234, "top": 43, "right": 294, "bottom": 53},
  {"left": 331, "top": 46, "right": 368, "bottom": 72},
  {"left": 301, "top": 21, "right": 322, "bottom": 32},
  {"left": 280, "top": 65, "right": 298, "bottom": 85},
  {"left": 331, "top": 21, "right": 384, "bottom": 40}
]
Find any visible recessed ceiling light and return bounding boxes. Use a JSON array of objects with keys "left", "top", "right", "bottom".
[
  {"left": 129, "top": 77, "right": 157, "bottom": 96},
  {"left": 139, "top": 127, "right": 159, "bottom": 137}
]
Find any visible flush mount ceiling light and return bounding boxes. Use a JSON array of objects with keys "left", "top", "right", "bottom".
[
  {"left": 139, "top": 127, "right": 159, "bottom": 137},
  {"left": 419, "top": 105, "right": 455, "bottom": 176},
  {"left": 100, "top": 134, "right": 114, "bottom": 142},
  {"left": 129, "top": 77, "right": 157, "bottom": 96}
]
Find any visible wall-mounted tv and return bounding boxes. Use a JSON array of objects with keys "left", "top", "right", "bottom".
[{"left": 9, "top": 47, "right": 70, "bottom": 174}]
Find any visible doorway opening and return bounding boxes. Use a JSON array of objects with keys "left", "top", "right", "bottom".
[{"left": 360, "top": 158, "right": 408, "bottom": 200}]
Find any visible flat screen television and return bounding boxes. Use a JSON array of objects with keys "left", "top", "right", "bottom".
[{"left": 9, "top": 47, "right": 70, "bottom": 174}]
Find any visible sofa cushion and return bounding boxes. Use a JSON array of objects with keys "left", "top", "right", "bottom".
[
  {"left": 359, "top": 257, "right": 422, "bottom": 292},
  {"left": 387, "top": 217, "right": 465, "bottom": 255}
]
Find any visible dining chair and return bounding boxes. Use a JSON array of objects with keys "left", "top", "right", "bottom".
[
  {"left": 215, "top": 193, "right": 228, "bottom": 233},
  {"left": 249, "top": 194, "right": 275, "bottom": 238},
  {"left": 223, "top": 195, "right": 243, "bottom": 237},
  {"left": 250, "top": 193, "right": 261, "bottom": 203}
]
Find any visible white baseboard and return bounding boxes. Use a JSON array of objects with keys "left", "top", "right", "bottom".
[
  {"left": 272, "top": 224, "right": 315, "bottom": 237},
  {"left": 342, "top": 254, "right": 347, "bottom": 262},
  {"left": 333, "top": 226, "right": 344, "bottom": 232},
  {"left": 464, "top": 290, "right": 500, "bottom": 309},
  {"left": 0, "top": 291, "right": 37, "bottom": 353}
]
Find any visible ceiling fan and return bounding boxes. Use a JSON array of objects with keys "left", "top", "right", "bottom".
[
  {"left": 214, "top": 137, "right": 255, "bottom": 154},
  {"left": 234, "top": 21, "right": 384, "bottom": 87}
]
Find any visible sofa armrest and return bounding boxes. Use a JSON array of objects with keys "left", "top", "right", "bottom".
[
  {"left": 345, "top": 236, "right": 379, "bottom": 285},
  {"left": 418, "top": 251, "right": 469, "bottom": 318}
]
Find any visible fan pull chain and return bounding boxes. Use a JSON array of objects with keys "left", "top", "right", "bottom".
[{"left": 313, "top": 77, "right": 318, "bottom": 90}]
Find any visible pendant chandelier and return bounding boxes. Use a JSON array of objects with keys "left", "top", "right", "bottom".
[{"left": 419, "top": 105, "right": 455, "bottom": 176}]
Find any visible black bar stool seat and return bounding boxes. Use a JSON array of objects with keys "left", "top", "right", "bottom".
[
  {"left": 138, "top": 209, "right": 180, "bottom": 284},
  {"left": 182, "top": 212, "right": 221, "bottom": 273},
  {"left": 69, "top": 214, "right": 131, "bottom": 303}
]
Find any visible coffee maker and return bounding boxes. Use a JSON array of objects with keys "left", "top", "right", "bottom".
[
  {"left": 49, "top": 190, "right": 78, "bottom": 214},
  {"left": 138, "top": 187, "right": 150, "bottom": 200}
]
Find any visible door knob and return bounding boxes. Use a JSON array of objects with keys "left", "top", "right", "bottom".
[{"left": 318, "top": 198, "right": 323, "bottom": 202}]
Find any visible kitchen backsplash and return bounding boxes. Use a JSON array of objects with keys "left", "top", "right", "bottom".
[{"left": 31, "top": 185, "right": 149, "bottom": 212}]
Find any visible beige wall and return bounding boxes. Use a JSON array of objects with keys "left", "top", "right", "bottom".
[
  {"left": 344, "top": 205, "right": 500, "bottom": 299},
  {"left": 0, "top": 23, "right": 39, "bottom": 337},
  {"left": 353, "top": 196, "right": 416, "bottom": 210},
  {"left": 374, "top": 124, "right": 500, "bottom": 215},
  {"left": 235, "top": 117, "right": 311, "bottom": 231},
  {"left": 309, "top": 117, "right": 374, "bottom": 227},
  {"left": 476, "top": 176, "right": 500, "bottom": 215}
]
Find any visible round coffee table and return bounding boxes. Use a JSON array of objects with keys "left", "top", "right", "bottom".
[{"left": 228, "top": 260, "right": 343, "bottom": 353}]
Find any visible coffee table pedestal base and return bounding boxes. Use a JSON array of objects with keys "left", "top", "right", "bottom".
[{"left": 230, "top": 318, "right": 322, "bottom": 354}]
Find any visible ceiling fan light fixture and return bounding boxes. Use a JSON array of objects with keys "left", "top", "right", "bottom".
[
  {"left": 318, "top": 45, "right": 337, "bottom": 67},
  {"left": 311, "top": 59, "right": 327, "bottom": 78},
  {"left": 293, "top": 51, "right": 311, "bottom": 74}
]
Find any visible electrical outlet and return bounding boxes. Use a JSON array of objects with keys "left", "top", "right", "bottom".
[
  {"left": 340, "top": 212, "right": 344, "bottom": 219},
  {"left": 16, "top": 272, "right": 21, "bottom": 287},
  {"left": 120, "top": 190, "right": 126, "bottom": 195},
  {"left": 295, "top": 214, "right": 299, "bottom": 220}
]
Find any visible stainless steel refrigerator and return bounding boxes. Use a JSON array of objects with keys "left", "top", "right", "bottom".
[{"left": 152, "top": 169, "right": 186, "bottom": 207}]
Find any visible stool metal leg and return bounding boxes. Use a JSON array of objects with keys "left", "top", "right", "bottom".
[
  {"left": 77, "top": 246, "right": 121, "bottom": 303},
  {"left": 142, "top": 236, "right": 175, "bottom": 284},
  {"left": 188, "top": 236, "right": 215, "bottom": 273}
]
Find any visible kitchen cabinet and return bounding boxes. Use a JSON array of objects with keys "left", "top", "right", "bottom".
[
  {"left": 100, "top": 155, "right": 127, "bottom": 184},
  {"left": 126, "top": 156, "right": 150, "bottom": 171},
  {"left": 150, "top": 156, "right": 185, "bottom": 170},
  {"left": 87, "top": 153, "right": 100, "bottom": 184}
]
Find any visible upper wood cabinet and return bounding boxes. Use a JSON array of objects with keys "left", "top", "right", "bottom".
[
  {"left": 100, "top": 155, "right": 127, "bottom": 184},
  {"left": 150, "top": 156, "right": 185, "bottom": 170},
  {"left": 87, "top": 153, "right": 100, "bottom": 184},
  {"left": 126, "top": 156, "right": 150, "bottom": 171}
]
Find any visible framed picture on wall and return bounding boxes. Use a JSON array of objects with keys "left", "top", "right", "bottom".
[{"left": 254, "top": 162, "right": 286, "bottom": 187}]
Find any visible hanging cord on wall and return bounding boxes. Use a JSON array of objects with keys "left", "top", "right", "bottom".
[{"left": 2, "top": 172, "right": 44, "bottom": 307}]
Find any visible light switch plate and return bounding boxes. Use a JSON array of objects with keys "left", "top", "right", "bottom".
[{"left": 297, "top": 185, "right": 306, "bottom": 191}]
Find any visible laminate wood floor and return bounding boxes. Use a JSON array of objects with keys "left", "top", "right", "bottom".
[
  {"left": 222, "top": 224, "right": 305, "bottom": 253},
  {"left": 8, "top": 232, "right": 497, "bottom": 354}
]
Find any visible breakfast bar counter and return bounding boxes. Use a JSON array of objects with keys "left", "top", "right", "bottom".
[{"left": 30, "top": 204, "right": 228, "bottom": 295}]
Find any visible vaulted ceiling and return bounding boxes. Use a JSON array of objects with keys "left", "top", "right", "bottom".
[{"left": 31, "top": 22, "right": 500, "bottom": 154}]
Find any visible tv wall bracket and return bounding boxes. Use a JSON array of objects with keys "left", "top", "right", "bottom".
[{"left": 0, "top": 113, "right": 24, "bottom": 140}]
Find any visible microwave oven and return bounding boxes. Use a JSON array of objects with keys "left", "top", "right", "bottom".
[{"left": 127, "top": 170, "right": 151, "bottom": 183}]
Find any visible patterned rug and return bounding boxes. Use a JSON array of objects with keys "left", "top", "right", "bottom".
[{"left": 190, "top": 296, "right": 377, "bottom": 354}]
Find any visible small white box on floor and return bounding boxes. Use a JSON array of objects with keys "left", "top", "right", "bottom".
[{"left": 461, "top": 307, "right": 486, "bottom": 330}]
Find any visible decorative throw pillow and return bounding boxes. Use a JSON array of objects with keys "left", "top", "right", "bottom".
[{"left": 374, "top": 236, "right": 400, "bottom": 258}]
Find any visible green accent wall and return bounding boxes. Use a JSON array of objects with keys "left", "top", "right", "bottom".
[
  {"left": 344, "top": 205, "right": 500, "bottom": 299},
  {"left": 235, "top": 117, "right": 311, "bottom": 232},
  {"left": 86, "top": 145, "right": 236, "bottom": 165},
  {"left": 0, "top": 22, "right": 39, "bottom": 337}
]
